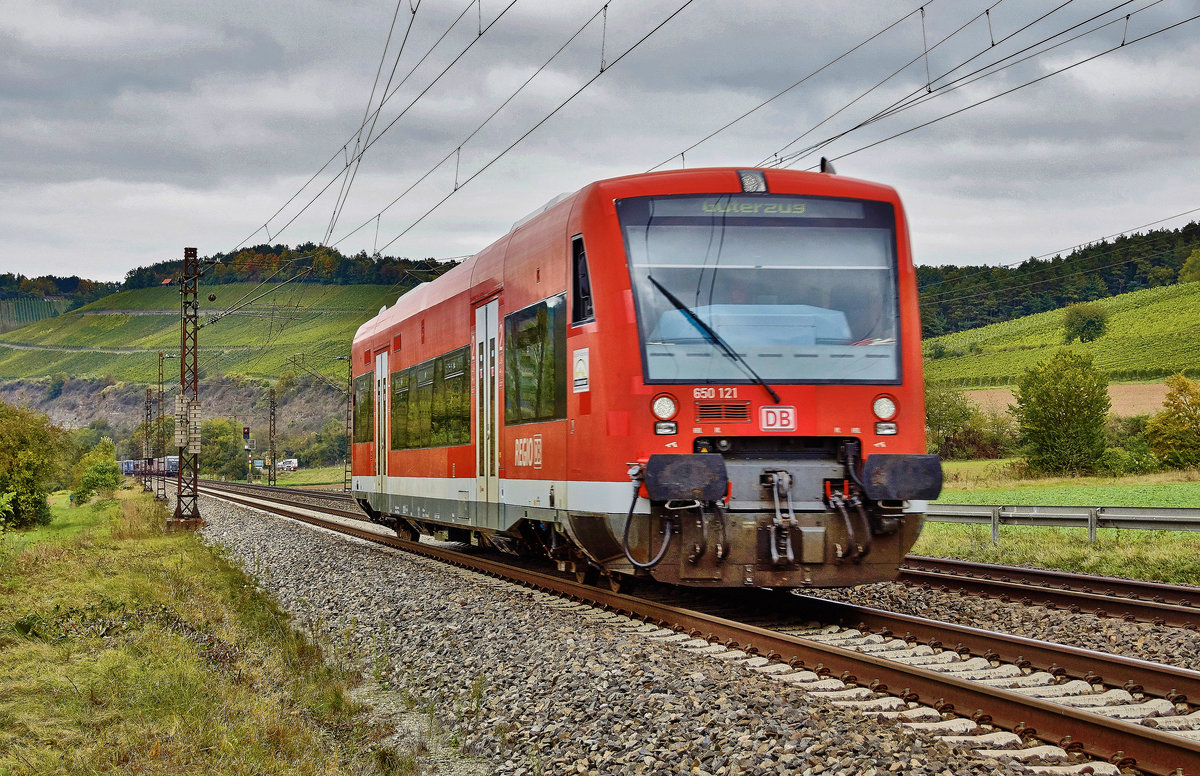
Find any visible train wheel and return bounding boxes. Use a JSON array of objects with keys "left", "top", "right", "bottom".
[
  {"left": 574, "top": 565, "right": 598, "bottom": 586},
  {"left": 607, "top": 573, "right": 634, "bottom": 594}
]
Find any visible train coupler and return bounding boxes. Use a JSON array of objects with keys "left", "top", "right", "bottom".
[
  {"left": 763, "top": 470, "right": 799, "bottom": 566},
  {"left": 827, "top": 487, "right": 871, "bottom": 563}
]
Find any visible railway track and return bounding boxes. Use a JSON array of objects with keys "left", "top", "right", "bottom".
[
  {"left": 199, "top": 481, "right": 1200, "bottom": 775},
  {"left": 900, "top": 555, "right": 1200, "bottom": 630}
]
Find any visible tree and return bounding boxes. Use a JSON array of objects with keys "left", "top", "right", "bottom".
[
  {"left": 73, "top": 437, "right": 122, "bottom": 503},
  {"left": 1146, "top": 373, "right": 1200, "bottom": 468},
  {"left": 200, "top": 417, "right": 248, "bottom": 481},
  {"left": 1011, "top": 349, "right": 1110, "bottom": 475},
  {"left": 305, "top": 418, "right": 348, "bottom": 467},
  {"left": 0, "top": 401, "right": 70, "bottom": 527},
  {"left": 1181, "top": 248, "right": 1200, "bottom": 283},
  {"left": 1062, "top": 302, "right": 1109, "bottom": 343}
]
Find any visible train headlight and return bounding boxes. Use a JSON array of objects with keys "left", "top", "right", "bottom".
[
  {"left": 651, "top": 393, "right": 678, "bottom": 421},
  {"left": 872, "top": 395, "right": 897, "bottom": 421},
  {"left": 875, "top": 422, "right": 898, "bottom": 435}
]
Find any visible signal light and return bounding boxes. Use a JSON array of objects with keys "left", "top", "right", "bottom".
[{"left": 737, "top": 169, "right": 767, "bottom": 193}]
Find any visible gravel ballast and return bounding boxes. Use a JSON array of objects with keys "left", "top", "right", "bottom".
[{"left": 197, "top": 497, "right": 1036, "bottom": 776}]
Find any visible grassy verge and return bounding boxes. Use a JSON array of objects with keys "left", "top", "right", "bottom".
[
  {"left": 937, "top": 460, "right": 1200, "bottom": 507},
  {"left": 0, "top": 488, "right": 403, "bottom": 775},
  {"left": 918, "top": 460, "right": 1200, "bottom": 583},
  {"left": 912, "top": 523, "right": 1200, "bottom": 585},
  {"left": 275, "top": 465, "right": 346, "bottom": 488}
]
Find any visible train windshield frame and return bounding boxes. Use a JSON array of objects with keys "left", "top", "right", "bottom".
[{"left": 616, "top": 193, "right": 902, "bottom": 386}]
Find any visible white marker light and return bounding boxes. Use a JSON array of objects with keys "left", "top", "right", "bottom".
[
  {"left": 651, "top": 394, "right": 678, "bottom": 420},
  {"left": 872, "top": 396, "right": 897, "bottom": 421}
]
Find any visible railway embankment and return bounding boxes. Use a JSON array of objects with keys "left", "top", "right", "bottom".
[
  {"left": 0, "top": 488, "right": 427, "bottom": 775},
  {"left": 199, "top": 495, "right": 1032, "bottom": 776}
]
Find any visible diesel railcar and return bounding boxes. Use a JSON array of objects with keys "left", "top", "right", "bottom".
[{"left": 352, "top": 167, "right": 941, "bottom": 589}]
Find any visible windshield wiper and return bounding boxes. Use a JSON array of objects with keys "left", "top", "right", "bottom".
[{"left": 647, "top": 276, "right": 781, "bottom": 404}]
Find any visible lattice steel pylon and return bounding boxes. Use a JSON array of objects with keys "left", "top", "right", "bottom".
[
  {"left": 155, "top": 351, "right": 174, "bottom": 501},
  {"left": 268, "top": 388, "right": 277, "bottom": 486},
  {"left": 143, "top": 388, "right": 153, "bottom": 491},
  {"left": 173, "top": 247, "right": 202, "bottom": 523}
]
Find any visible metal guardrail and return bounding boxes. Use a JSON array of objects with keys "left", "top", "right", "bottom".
[{"left": 926, "top": 503, "right": 1200, "bottom": 542}]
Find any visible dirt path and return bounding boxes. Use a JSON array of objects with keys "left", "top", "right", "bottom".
[{"left": 969, "top": 383, "right": 1169, "bottom": 416}]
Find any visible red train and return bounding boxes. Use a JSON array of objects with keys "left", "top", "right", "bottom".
[{"left": 352, "top": 167, "right": 941, "bottom": 589}]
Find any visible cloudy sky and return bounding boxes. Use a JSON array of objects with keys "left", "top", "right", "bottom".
[{"left": 2, "top": 0, "right": 1198, "bottom": 282}]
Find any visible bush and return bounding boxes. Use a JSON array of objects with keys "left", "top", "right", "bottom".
[
  {"left": 0, "top": 401, "right": 70, "bottom": 527},
  {"left": 1146, "top": 373, "right": 1200, "bottom": 468},
  {"left": 925, "top": 383, "right": 1016, "bottom": 459},
  {"left": 1012, "top": 348, "right": 1110, "bottom": 475},
  {"left": 1097, "top": 447, "right": 1133, "bottom": 476},
  {"left": 1181, "top": 248, "right": 1200, "bottom": 283},
  {"left": 1062, "top": 302, "right": 1109, "bottom": 343},
  {"left": 45, "top": 373, "right": 67, "bottom": 400},
  {"left": 73, "top": 437, "right": 122, "bottom": 503}
]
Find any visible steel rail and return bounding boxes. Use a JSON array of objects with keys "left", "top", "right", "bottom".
[
  {"left": 200, "top": 482, "right": 1200, "bottom": 776},
  {"left": 900, "top": 556, "right": 1200, "bottom": 630},
  {"left": 790, "top": 595, "right": 1200, "bottom": 704}
]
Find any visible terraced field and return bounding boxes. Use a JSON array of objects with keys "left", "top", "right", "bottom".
[
  {"left": 925, "top": 282, "right": 1200, "bottom": 386},
  {"left": 0, "top": 283, "right": 400, "bottom": 383}
]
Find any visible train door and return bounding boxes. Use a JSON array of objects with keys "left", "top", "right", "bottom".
[
  {"left": 474, "top": 299, "right": 500, "bottom": 528},
  {"left": 374, "top": 351, "right": 388, "bottom": 495}
]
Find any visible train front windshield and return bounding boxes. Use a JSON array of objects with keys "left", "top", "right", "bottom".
[{"left": 617, "top": 194, "right": 900, "bottom": 385}]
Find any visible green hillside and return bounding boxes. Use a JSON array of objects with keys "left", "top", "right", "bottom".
[
  {"left": 924, "top": 282, "right": 1200, "bottom": 387},
  {"left": 0, "top": 283, "right": 401, "bottom": 384}
]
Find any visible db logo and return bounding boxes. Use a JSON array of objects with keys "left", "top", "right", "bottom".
[
  {"left": 514, "top": 435, "right": 543, "bottom": 468},
  {"left": 760, "top": 405, "right": 797, "bottom": 432}
]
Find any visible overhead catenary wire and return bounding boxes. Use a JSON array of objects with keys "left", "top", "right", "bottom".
[
  {"left": 324, "top": 0, "right": 424, "bottom": 245},
  {"left": 846, "top": 0, "right": 1143, "bottom": 138},
  {"left": 769, "top": 0, "right": 1157, "bottom": 168},
  {"left": 776, "top": 9, "right": 1200, "bottom": 170},
  {"left": 750, "top": 1, "right": 1012, "bottom": 169},
  {"left": 230, "top": 0, "right": 513, "bottom": 253},
  {"left": 758, "top": 0, "right": 1131, "bottom": 168},
  {"left": 643, "top": 2, "right": 931, "bottom": 173},
  {"left": 330, "top": 0, "right": 621, "bottom": 250},
  {"left": 373, "top": 0, "right": 698, "bottom": 254}
]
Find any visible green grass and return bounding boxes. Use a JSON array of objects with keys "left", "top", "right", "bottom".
[
  {"left": 925, "top": 282, "right": 1200, "bottom": 386},
  {"left": 0, "top": 284, "right": 401, "bottom": 383},
  {"left": 0, "top": 487, "right": 401, "bottom": 775},
  {"left": 937, "top": 459, "right": 1200, "bottom": 506},
  {"left": 919, "top": 460, "right": 1200, "bottom": 582},
  {"left": 913, "top": 522, "right": 1200, "bottom": 584},
  {"left": 275, "top": 465, "right": 347, "bottom": 487}
]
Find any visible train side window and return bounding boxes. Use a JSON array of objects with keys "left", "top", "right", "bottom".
[
  {"left": 390, "top": 368, "right": 410, "bottom": 450},
  {"left": 352, "top": 371, "right": 374, "bottom": 443},
  {"left": 434, "top": 346, "right": 470, "bottom": 446},
  {"left": 504, "top": 294, "right": 567, "bottom": 424},
  {"left": 571, "top": 235, "right": 594, "bottom": 324},
  {"left": 413, "top": 363, "right": 435, "bottom": 449}
]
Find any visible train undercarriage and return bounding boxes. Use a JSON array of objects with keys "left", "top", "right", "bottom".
[{"left": 358, "top": 439, "right": 941, "bottom": 590}]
